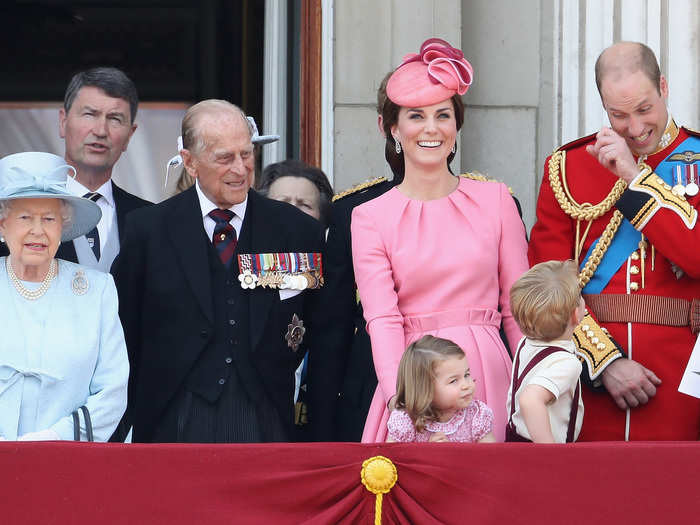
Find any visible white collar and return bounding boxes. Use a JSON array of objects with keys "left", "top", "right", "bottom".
[
  {"left": 527, "top": 338, "right": 576, "bottom": 354},
  {"left": 66, "top": 176, "right": 115, "bottom": 208},
  {"left": 195, "top": 181, "right": 247, "bottom": 220}
]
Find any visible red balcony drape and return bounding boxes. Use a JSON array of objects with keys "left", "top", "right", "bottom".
[{"left": 1, "top": 441, "right": 697, "bottom": 524}]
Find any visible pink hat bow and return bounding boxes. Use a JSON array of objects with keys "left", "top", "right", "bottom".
[{"left": 387, "top": 38, "right": 474, "bottom": 107}]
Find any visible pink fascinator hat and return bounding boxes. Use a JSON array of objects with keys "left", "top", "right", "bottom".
[{"left": 386, "top": 38, "right": 473, "bottom": 107}]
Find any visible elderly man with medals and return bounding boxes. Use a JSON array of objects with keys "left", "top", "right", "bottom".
[
  {"left": 113, "top": 100, "right": 324, "bottom": 443},
  {"left": 0, "top": 152, "right": 129, "bottom": 441},
  {"left": 530, "top": 42, "right": 700, "bottom": 440}
]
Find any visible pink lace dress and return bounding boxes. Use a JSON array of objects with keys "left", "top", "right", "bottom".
[
  {"left": 387, "top": 399, "right": 494, "bottom": 442},
  {"left": 351, "top": 177, "right": 529, "bottom": 442}
]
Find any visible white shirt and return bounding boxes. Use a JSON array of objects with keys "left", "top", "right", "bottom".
[
  {"left": 506, "top": 337, "right": 584, "bottom": 443},
  {"left": 65, "top": 176, "right": 117, "bottom": 255},
  {"left": 195, "top": 181, "right": 247, "bottom": 241}
]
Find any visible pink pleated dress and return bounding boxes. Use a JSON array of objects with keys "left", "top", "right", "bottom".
[{"left": 351, "top": 177, "right": 529, "bottom": 442}]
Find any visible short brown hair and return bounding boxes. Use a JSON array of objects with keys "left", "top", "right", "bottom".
[
  {"left": 510, "top": 260, "right": 581, "bottom": 341},
  {"left": 395, "top": 335, "right": 466, "bottom": 432},
  {"left": 595, "top": 42, "right": 662, "bottom": 96},
  {"left": 381, "top": 94, "right": 465, "bottom": 183}
]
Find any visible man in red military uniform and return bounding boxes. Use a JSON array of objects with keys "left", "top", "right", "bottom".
[{"left": 530, "top": 41, "right": 700, "bottom": 440}]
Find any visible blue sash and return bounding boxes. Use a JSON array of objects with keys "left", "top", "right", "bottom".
[{"left": 581, "top": 135, "right": 700, "bottom": 293}]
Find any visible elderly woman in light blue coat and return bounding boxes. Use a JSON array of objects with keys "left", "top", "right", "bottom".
[{"left": 0, "top": 152, "right": 128, "bottom": 441}]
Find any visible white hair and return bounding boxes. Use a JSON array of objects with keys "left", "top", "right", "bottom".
[{"left": 0, "top": 198, "right": 73, "bottom": 235}]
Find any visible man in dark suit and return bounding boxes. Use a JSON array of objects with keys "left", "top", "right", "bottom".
[
  {"left": 0, "top": 67, "right": 150, "bottom": 266},
  {"left": 59, "top": 67, "right": 150, "bottom": 270},
  {"left": 113, "top": 100, "right": 324, "bottom": 443}
]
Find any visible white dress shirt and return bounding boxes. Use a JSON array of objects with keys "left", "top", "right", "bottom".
[
  {"left": 195, "top": 181, "right": 247, "bottom": 241},
  {"left": 66, "top": 176, "right": 117, "bottom": 254}
]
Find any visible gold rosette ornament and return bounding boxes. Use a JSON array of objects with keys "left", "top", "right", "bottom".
[{"left": 361, "top": 456, "right": 398, "bottom": 525}]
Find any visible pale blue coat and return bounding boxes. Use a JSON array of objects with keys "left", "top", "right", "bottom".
[{"left": 0, "top": 258, "right": 128, "bottom": 441}]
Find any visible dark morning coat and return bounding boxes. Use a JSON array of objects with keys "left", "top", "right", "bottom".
[
  {"left": 112, "top": 186, "right": 324, "bottom": 442},
  {"left": 307, "top": 179, "right": 395, "bottom": 441}
]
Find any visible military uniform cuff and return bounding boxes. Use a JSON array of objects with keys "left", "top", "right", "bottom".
[
  {"left": 617, "top": 164, "right": 697, "bottom": 230},
  {"left": 572, "top": 312, "right": 624, "bottom": 380}
]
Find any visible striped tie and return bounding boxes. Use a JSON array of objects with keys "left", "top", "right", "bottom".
[
  {"left": 83, "top": 192, "right": 102, "bottom": 260},
  {"left": 208, "top": 209, "right": 237, "bottom": 267}
]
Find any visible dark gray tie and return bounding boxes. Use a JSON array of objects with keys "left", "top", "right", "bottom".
[{"left": 83, "top": 192, "right": 101, "bottom": 260}]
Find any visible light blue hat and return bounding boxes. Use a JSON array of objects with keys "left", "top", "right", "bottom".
[{"left": 0, "top": 152, "right": 102, "bottom": 242}]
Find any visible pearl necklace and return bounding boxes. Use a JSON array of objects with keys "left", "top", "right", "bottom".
[{"left": 6, "top": 257, "right": 57, "bottom": 301}]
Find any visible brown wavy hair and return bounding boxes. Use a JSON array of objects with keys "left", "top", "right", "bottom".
[{"left": 394, "top": 335, "right": 466, "bottom": 432}]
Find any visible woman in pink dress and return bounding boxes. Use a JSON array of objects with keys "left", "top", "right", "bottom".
[{"left": 351, "top": 38, "right": 529, "bottom": 442}]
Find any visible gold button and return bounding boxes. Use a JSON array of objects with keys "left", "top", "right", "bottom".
[
  {"left": 630, "top": 252, "right": 640, "bottom": 261},
  {"left": 630, "top": 282, "right": 639, "bottom": 291},
  {"left": 638, "top": 241, "right": 648, "bottom": 250},
  {"left": 630, "top": 265, "right": 639, "bottom": 275}
]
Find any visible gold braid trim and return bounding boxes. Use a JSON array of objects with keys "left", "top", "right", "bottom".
[
  {"left": 577, "top": 210, "right": 624, "bottom": 288},
  {"left": 548, "top": 150, "right": 627, "bottom": 220},
  {"left": 460, "top": 172, "right": 514, "bottom": 194},
  {"left": 548, "top": 149, "right": 627, "bottom": 286},
  {"left": 332, "top": 177, "right": 387, "bottom": 202}
]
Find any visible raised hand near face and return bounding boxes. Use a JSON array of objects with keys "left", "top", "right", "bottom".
[{"left": 585, "top": 126, "right": 640, "bottom": 183}]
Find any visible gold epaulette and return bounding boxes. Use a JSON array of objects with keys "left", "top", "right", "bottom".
[
  {"left": 332, "top": 177, "right": 387, "bottom": 202},
  {"left": 572, "top": 312, "right": 622, "bottom": 380},
  {"left": 627, "top": 163, "right": 697, "bottom": 229},
  {"left": 459, "top": 172, "right": 514, "bottom": 195}
]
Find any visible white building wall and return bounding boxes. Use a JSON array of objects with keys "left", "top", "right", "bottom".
[
  {"left": 332, "top": 0, "right": 462, "bottom": 191},
  {"left": 461, "top": 0, "right": 541, "bottom": 231}
]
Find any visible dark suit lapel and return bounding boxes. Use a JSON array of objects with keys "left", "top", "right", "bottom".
[
  {"left": 166, "top": 187, "right": 214, "bottom": 323},
  {"left": 112, "top": 182, "right": 134, "bottom": 241},
  {"left": 243, "top": 190, "right": 278, "bottom": 351}
]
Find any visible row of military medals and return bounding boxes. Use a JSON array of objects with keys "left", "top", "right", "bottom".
[
  {"left": 672, "top": 164, "right": 699, "bottom": 197},
  {"left": 237, "top": 252, "right": 323, "bottom": 290}
]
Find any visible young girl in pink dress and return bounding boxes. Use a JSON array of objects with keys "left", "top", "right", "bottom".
[
  {"left": 351, "top": 38, "right": 528, "bottom": 442},
  {"left": 387, "top": 335, "right": 495, "bottom": 443}
]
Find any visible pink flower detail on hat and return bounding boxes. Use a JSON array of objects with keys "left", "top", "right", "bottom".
[
  {"left": 400, "top": 38, "right": 473, "bottom": 95},
  {"left": 386, "top": 38, "right": 474, "bottom": 107}
]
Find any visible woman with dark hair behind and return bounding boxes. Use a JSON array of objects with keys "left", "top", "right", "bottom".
[
  {"left": 351, "top": 38, "right": 529, "bottom": 442},
  {"left": 257, "top": 160, "right": 333, "bottom": 227}
]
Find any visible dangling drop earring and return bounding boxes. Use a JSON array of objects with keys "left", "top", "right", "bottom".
[
  {"left": 451, "top": 143, "right": 456, "bottom": 154},
  {"left": 395, "top": 140, "right": 402, "bottom": 154}
]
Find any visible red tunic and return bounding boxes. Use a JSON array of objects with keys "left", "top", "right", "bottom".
[{"left": 529, "top": 127, "right": 700, "bottom": 440}]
